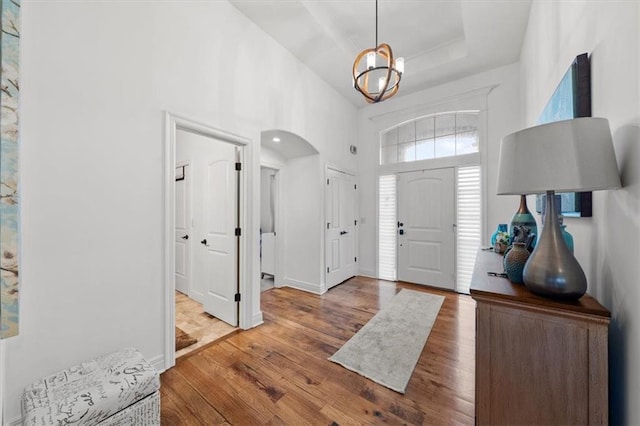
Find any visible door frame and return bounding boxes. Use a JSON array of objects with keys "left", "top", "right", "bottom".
[
  {"left": 259, "top": 162, "right": 282, "bottom": 288},
  {"left": 323, "top": 163, "right": 357, "bottom": 292},
  {"left": 163, "top": 112, "right": 252, "bottom": 370}
]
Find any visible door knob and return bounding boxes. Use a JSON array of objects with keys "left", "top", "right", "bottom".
[
  {"left": 399, "top": 229, "right": 405, "bottom": 235},
  {"left": 340, "top": 230, "right": 348, "bottom": 235},
  {"left": 200, "top": 239, "right": 209, "bottom": 246},
  {"left": 181, "top": 235, "right": 189, "bottom": 240},
  {"left": 397, "top": 221, "right": 404, "bottom": 228}
]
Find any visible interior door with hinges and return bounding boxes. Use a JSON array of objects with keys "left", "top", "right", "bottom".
[
  {"left": 199, "top": 142, "right": 240, "bottom": 326},
  {"left": 397, "top": 168, "right": 455, "bottom": 290},
  {"left": 326, "top": 168, "right": 356, "bottom": 289}
]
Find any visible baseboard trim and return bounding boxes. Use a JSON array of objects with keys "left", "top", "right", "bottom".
[
  {"left": 9, "top": 416, "right": 21, "bottom": 426},
  {"left": 149, "top": 354, "right": 166, "bottom": 374},
  {"left": 283, "top": 277, "right": 324, "bottom": 295},
  {"left": 357, "top": 268, "right": 377, "bottom": 278},
  {"left": 251, "top": 311, "right": 264, "bottom": 328}
]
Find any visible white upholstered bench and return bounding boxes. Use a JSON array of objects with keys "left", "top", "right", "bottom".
[{"left": 21, "top": 347, "right": 160, "bottom": 426}]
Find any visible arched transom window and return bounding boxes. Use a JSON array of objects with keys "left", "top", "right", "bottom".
[{"left": 380, "top": 111, "right": 479, "bottom": 165}]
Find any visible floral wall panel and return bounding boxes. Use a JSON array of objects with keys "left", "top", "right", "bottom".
[{"left": 0, "top": 0, "right": 20, "bottom": 339}]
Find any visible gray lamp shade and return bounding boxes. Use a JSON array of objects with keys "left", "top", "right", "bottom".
[{"left": 497, "top": 117, "right": 621, "bottom": 195}]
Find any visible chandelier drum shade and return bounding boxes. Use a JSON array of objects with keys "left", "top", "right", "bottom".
[{"left": 352, "top": 0, "right": 404, "bottom": 103}]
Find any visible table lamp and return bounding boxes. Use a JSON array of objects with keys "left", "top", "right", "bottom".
[{"left": 496, "top": 117, "right": 621, "bottom": 299}]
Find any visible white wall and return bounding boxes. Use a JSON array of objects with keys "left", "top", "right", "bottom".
[
  {"left": 6, "top": 0, "right": 357, "bottom": 422},
  {"left": 520, "top": 2, "right": 639, "bottom": 423},
  {"left": 281, "top": 155, "right": 325, "bottom": 293},
  {"left": 356, "top": 63, "right": 523, "bottom": 278}
]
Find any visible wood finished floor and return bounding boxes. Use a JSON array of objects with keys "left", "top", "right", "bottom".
[
  {"left": 161, "top": 277, "right": 476, "bottom": 425},
  {"left": 175, "top": 291, "right": 238, "bottom": 358}
]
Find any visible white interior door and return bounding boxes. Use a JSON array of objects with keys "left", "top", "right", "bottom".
[
  {"left": 397, "top": 168, "right": 455, "bottom": 290},
  {"left": 326, "top": 168, "right": 356, "bottom": 289},
  {"left": 198, "top": 142, "right": 239, "bottom": 326},
  {"left": 175, "top": 164, "right": 190, "bottom": 295}
]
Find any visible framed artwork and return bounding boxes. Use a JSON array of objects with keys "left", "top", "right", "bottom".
[
  {"left": 1, "top": 0, "right": 20, "bottom": 339},
  {"left": 535, "top": 53, "right": 592, "bottom": 217}
]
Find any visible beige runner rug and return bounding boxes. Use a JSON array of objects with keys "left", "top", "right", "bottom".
[{"left": 329, "top": 288, "right": 444, "bottom": 393}]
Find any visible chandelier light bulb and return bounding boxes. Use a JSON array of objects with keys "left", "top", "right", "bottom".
[
  {"left": 378, "top": 76, "right": 386, "bottom": 92},
  {"left": 395, "top": 57, "right": 404, "bottom": 74},
  {"left": 366, "top": 52, "right": 376, "bottom": 70}
]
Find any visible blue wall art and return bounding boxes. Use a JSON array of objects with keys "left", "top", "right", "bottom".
[
  {"left": 1, "top": 0, "right": 20, "bottom": 339},
  {"left": 535, "top": 53, "right": 592, "bottom": 217}
]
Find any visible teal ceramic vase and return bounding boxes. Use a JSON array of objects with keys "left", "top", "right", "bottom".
[
  {"left": 510, "top": 195, "right": 538, "bottom": 249},
  {"left": 560, "top": 224, "right": 574, "bottom": 254},
  {"left": 503, "top": 242, "right": 530, "bottom": 284}
]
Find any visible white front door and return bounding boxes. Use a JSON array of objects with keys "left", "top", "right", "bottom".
[
  {"left": 199, "top": 143, "right": 239, "bottom": 326},
  {"left": 397, "top": 168, "right": 455, "bottom": 290},
  {"left": 326, "top": 168, "right": 356, "bottom": 289},
  {"left": 175, "top": 164, "right": 190, "bottom": 295}
]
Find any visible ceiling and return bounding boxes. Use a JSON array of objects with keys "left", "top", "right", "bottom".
[{"left": 229, "top": 0, "right": 532, "bottom": 108}]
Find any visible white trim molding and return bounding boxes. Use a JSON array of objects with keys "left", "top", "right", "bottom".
[
  {"left": 0, "top": 339, "right": 5, "bottom": 425},
  {"left": 163, "top": 112, "right": 255, "bottom": 371},
  {"left": 283, "top": 277, "right": 325, "bottom": 295}
]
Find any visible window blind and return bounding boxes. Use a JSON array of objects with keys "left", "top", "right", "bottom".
[
  {"left": 378, "top": 175, "right": 397, "bottom": 281},
  {"left": 456, "top": 165, "right": 481, "bottom": 293}
]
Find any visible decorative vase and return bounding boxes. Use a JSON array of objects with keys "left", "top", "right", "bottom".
[
  {"left": 510, "top": 195, "right": 538, "bottom": 249},
  {"left": 490, "top": 224, "right": 508, "bottom": 246},
  {"left": 503, "top": 242, "right": 530, "bottom": 284},
  {"left": 494, "top": 242, "right": 508, "bottom": 254}
]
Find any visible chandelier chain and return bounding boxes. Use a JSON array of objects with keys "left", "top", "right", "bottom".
[{"left": 375, "top": 0, "right": 378, "bottom": 47}]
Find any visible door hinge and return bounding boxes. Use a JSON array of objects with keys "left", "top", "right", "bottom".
[
  {"left": 327, "top": 267, "right": 330, "bottom": 273},
  {"left": 354, "top": 257, "right": 357, "bottom": 262},
  {"left": 235, "top": 227, "right": 241, "bottom": 236},
  {"left": 234, "top": 293, "right": 241, "bottom": 302},
  {"left": 327, "top": 178, "right": 330, "bottom": 185},
  {"left": 354, "top": 184, "right": 357, "bottom": 190},
  {"left": 235, "top": 162, "right": 242, "bottom": 171},
  {"left": 327, "top": 222, "right": 330, "bottom": 229},
  {"left": 354, "top": 219, "right": 357, "bottom": 226}
]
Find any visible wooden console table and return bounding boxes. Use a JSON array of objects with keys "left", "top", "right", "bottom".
[{"left": 470, "top": 248, "right": 610, "bottom": 425}]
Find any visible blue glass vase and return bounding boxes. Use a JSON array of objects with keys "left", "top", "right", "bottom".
[
  {"left": 490, "top": 223, "right": 508, "bottom": 246},
  {"left": 510, "top": 195, "right": 538, "bottom": 249}
]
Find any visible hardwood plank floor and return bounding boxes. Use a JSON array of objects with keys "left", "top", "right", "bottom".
[{"left": 161, "top": 277, "right": 476, "bottom": 425}]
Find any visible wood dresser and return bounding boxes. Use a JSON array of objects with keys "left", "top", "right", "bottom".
[{"left": 470, "top": 248, "right": 610, "bottom": 425}]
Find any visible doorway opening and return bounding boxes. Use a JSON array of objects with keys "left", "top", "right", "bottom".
[
  {"left": 258, "top": 129, "right": 318, "bottom": 295},
  {"left": 164, "top": 113, "right": 251, "bottom": 369},
  {"left": 260, "top": 166, "right": 278, "bottom": 292}
]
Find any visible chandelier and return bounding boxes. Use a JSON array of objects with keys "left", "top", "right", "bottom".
[{"left": 352, "top": 0, "right": 404, "bottom": 103}]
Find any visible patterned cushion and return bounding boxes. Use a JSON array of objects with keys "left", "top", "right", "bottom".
[{"left": 22, "top": 348, "right": 160, "bottom": 426}]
